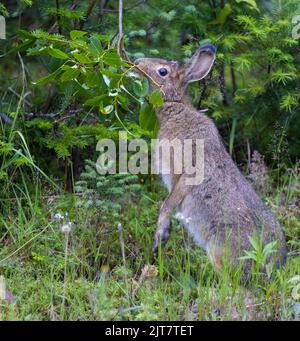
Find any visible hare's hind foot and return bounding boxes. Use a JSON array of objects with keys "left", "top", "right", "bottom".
[{"left": 206, "top": 242, "right": 225, "bottom": 273}]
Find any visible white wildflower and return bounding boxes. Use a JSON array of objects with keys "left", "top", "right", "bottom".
[
  {"left": 117, "top": 223, "right": 123, "bottom": 232},
  {"left": 61, "top": 222, "right": 72, "bottom": 234},
  {"left": 54, "top": 213, "right": 64, "bottom": 221}
]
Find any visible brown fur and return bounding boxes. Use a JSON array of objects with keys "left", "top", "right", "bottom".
[{"left": 135, "top": 45, "right": 286, "bottom": 283}]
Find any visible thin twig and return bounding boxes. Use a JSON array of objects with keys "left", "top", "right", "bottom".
[
  {"left": 99, "top": 1, "right": 144, "bottom": 13},
  {"left": 61, "top": 231, "right": 69, "bottom": 319},
  {"left": 230, "top": 61, "right": 237, "bottom": 95},
  {"left": 17, "top": 52, "right": 26, "bottom": 87},
  {"left": 117, "top": 223, "right": 130, "bottom": 300},
  {"left": 56, "top": 0, "right": 62, "bottom": 34},
  {"left": 245, "top": 296, "right": 281, "bottom": 309},
  {"left": 126, "top": 61, "right": 165, "bottom": 95},
  {"left": 117, "top": 0, "right": 123, "bottom": 56},
  {"left": 288, "top": 250, "right": 300, "bottom": 257},
  {"left": 99, "top": 0, "right": 107, "bottom": 16},
  {"left": 247, "top": 139, "right": 251, "bottom": 173},
  {"left": 0, "top": 110, "right": 84, "bottom": 125},
  {"left": 8, "top": 87, "right": 32, "bottom": 108}
]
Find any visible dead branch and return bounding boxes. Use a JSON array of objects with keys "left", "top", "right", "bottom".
[
  {"left": 0, "top": 112, "right": 13, "bottom": 125},
  {"left": 218, "top": 63, "right": 230, "bottom": 106},
  {"left": 0, "top": 110, "right": 102, "bottom": 126},
  {"left": 8, "top": 87, "right": 32, "bottom": 108},
  {"left": 79, "top": 0, "right": 97, "bottom": 30}
]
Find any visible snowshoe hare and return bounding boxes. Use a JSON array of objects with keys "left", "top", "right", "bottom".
[{"left": 135, "top": 44, "right": 286, "bottom": 283}]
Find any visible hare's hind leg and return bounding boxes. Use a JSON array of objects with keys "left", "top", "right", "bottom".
[
  {"left": 205, "top": 233, "right": 241, "bottom": 276},
  {"left": 206, "top": 242, "right": 225, "bottom": 273},
  {"left": 206, "top": 234, "right": 253, "bottom": 285}
]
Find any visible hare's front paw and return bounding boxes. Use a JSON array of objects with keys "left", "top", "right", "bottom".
[{"left": 152, "top": 221, "right": 171, "bottom": 254}]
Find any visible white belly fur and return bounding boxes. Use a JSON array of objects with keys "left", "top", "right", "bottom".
[
  {"left": 159, "top": 161, "right": 205, "bottom": 248},
  {"left": 175, "top": 211, "right": 206, "bottom": 248},
  {"left": 160, "top": 174, "right": 205, "bottom": 248},
  {"left": 162, "top": 174, "right": 172, "bottom": 193}
]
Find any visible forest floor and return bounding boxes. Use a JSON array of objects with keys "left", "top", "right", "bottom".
[{"left": 0, "top": 167, "right": 300, "bottom": 321}]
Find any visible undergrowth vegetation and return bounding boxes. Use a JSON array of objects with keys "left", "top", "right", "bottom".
[{"left": 0, "top": 157, "right": 299, "bottom": 320}]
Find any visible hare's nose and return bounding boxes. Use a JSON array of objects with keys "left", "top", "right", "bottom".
[{"left": 199, "top": 44, "right": 217, "bottom": 54}]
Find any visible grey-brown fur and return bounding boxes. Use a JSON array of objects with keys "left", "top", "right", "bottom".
[{"left": 135, "top": 45, "right": 286, "bottom": 282}]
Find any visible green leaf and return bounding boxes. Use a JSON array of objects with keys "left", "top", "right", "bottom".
[
  {"left": 84, "top": 95, "right": 108, "bottom": 106},
  {"left": 139, "top": 102, "right": 159, "bottom": 136},
  {"left": 263, "top": 241, "right": 277, "bottom": 256},
  {"left": 209, "top": 4, "right": 232, "bottom": 25},
  {"left": 70, "top": 30, "right": 87, "bottom": 40},
  {"left": 271, "top": 70, "right": 297, "bottom": 85},
  {"left": 235, "top": 0, "right": 259, "bottom": 12},
  {"left": 0, "top": 3, "right": 9, "bottom": 16},
  {"left": 34, "top": 67, "right": 63, "bottom": 85},
  {"left": 142, "top": 83, "right": 150, "bottom": 97},
  {"left": 199, "top": 39, "right": 213, "bottom": 47},
  {"left": 133, "top": 78, "right": 149, "bottom": 98},
  {"left": 102, "top": 105, "right": 114, "bottom": 115},
  {"left": 18, "top": 29, "right": 35, "bottom": 39},
  {"left": 5, "top": 39, "right": 35, "bottom": 56},
  {"left": 103, "top": 52, "right": 121, "bottom": 67},
  {"left": 249, "top": 236, "right": 260, "bottom": 252},
  {"left": 47, "top": 47, "right": 69, "bottom": 60},
  {"left": 280, "top": 94, "right": 298, "bottom": 113},
  {"left": 60, "top": 67, "right": 80, "bottom": 82},
  {"left": 133, "top": 81, "right": 142, "bottom": 97},
  {"left": 117, "top": 94, "right": 129, "bottom": 111},
  {"left": 21, "top": 0, "right": 32, "bottom": 5},
  {"left": 89, "top": 35, "right": 103, "bottom": 56},
  {"left": 85, "top": 70, "right": 103, "bottom": 88},
  {"left": 149, "top": 89, "right": 164, "bottom": 107},
  {"left": 73, "top": 52, "right": 92, "bottom": 64}
]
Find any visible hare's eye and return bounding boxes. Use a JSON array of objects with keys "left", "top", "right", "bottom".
[{"left": 158, "top": 68, "right": 168, "bottom": 77}]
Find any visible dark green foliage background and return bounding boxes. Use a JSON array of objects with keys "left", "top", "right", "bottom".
[{"left": 0, "top": 0, "right": 299, "bottom": 185}]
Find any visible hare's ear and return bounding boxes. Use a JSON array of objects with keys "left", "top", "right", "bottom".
[{"left": 181, "top": 44, "right": 216, "bottom": 85}]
